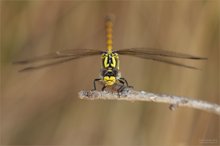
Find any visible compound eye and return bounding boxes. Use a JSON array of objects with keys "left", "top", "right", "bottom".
[
  {"left": 105, "top": 70, "right": 115, "bottom": 76},
  {"left": 112, "top": 69, "right": 118, "bottom": 75}
]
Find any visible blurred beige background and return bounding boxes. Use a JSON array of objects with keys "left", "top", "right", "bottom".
[{"left": 1, "top": 1, "right": 219, "bottom": 146}]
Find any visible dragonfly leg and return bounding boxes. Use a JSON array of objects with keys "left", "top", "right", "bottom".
[
  {"left": 119, "top": 78, "right": 133, "bottom": 89},
  {"left": 116, "top": 79, "right": 127, "bottom": 97},
  {"left": 101, "top": 85, "right": 107, "bottom": 91},
  {"left": 93, "top": 78, "right": 101, "bottom": 90}
]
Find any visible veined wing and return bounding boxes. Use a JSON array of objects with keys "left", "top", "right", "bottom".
[
  {"left": 116, "top": 48, "right": 207, "bottom": 69},
  {"left": 117, "top": 48, "right": 207, "bottom": 59},
  {"left": 14, "top": 49, "right": 103, "bottom": 72},
  {"left": 14, "top": 49, "right": 103, "bottom": 64}
]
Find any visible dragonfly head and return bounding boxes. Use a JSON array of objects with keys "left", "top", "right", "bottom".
[
  {"left": 103, "top": 76, "right": 116, "bottom": 86},
  {"left": 102, "top": 69, "right": 117, "bottom": 86}
]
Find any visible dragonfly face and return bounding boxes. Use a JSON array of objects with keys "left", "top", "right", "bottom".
[{"left": 102, "top": 70, "right": 117, "bottom": 86}]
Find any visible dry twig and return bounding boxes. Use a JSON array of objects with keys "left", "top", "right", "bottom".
[{"left": 79, "top": 89, "right": 220, "bottom": 115}]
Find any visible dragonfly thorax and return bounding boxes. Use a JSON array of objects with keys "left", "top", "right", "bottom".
[{"left": 101, "top": 51, "right": 119, "bottom": 70}]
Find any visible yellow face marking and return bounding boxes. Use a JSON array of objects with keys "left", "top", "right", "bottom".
[{"left": 104, "top": 76, "right": 116, "bottom": 86}]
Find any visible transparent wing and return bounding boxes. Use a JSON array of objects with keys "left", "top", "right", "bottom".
[
  {"left": 14, "top": 49, "right": 103, "bottom": 72},
  {"left": 116, "top": 48, "right": 207, "bottom": 69},
  {"left": 117, "top": 48, "right": 207, "bottom": 59},
  {"left": 14, "top": 49, "right": 103, "bottom": 64}
]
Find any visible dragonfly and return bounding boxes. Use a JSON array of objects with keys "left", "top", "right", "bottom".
[{"left": 14, "top": 15, "right": 207, "bottom": 92}]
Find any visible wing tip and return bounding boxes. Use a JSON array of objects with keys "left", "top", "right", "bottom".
[
  {"left": 190, "top": 56, "right": 208, "bottom": 60},
  {"left": 18, "top": 67, "right": 34, "bottom": 72},
  {"left": 105, "top": 14, "right": 115, "bottom": 22},
  {"left": 12, "top": 60, "right": 29, "bottom": 64}
]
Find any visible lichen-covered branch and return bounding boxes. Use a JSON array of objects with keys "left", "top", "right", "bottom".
[{"left": 79, "top": 89, "right": 220, "bottom": 115}]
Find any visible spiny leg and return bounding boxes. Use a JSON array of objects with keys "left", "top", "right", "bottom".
[
  {"left": 119, "top": 78, "right": 128, "bottom": 86},
  {"left": 102, "top": 85, "right": 107, "bottom": 91},
  {"left": 117, "top": 79, "right": 127, "bottom": 96},
  {"left": 119, "top": 78, "right": 133, "bottom": 89},
  {"left": 93, "top": 78, "right": 101, "bottom": 90}
]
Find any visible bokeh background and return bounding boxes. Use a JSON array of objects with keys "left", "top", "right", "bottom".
[{"left": 1, "top": 1, "right": 219, "bottom": 145}]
